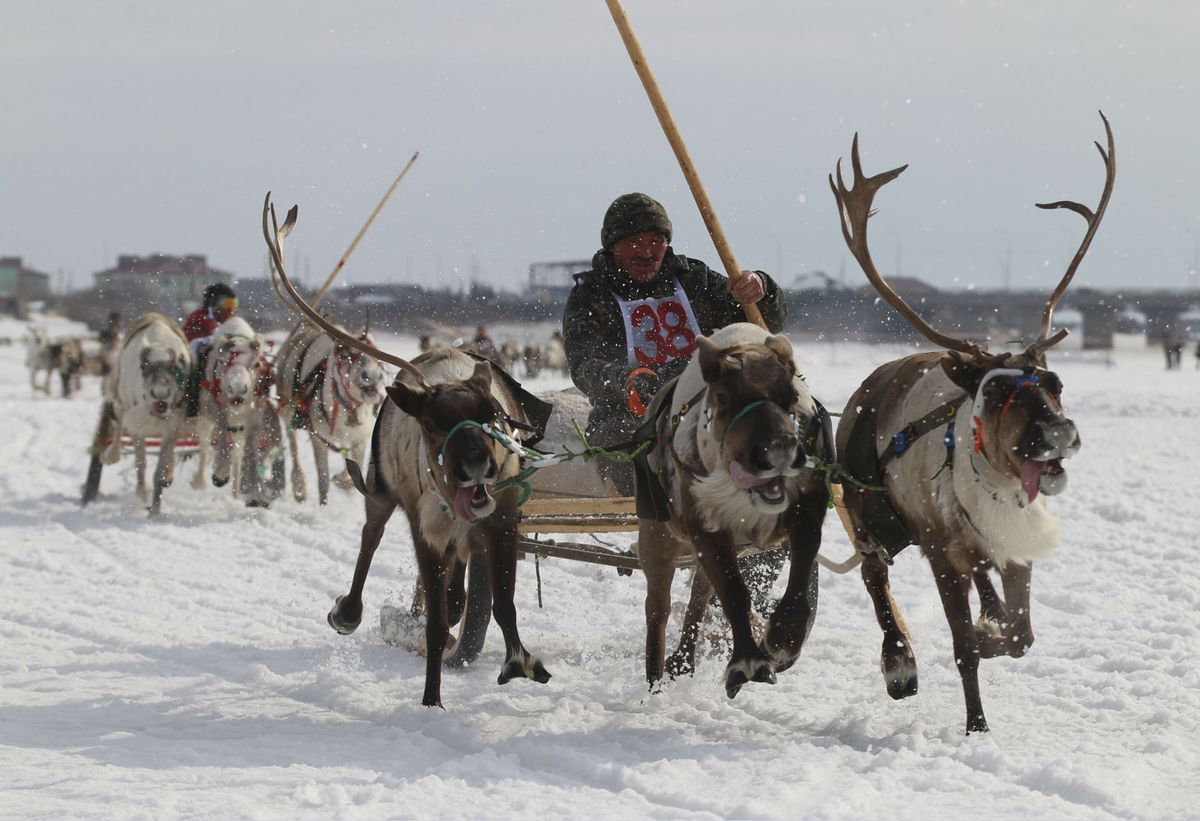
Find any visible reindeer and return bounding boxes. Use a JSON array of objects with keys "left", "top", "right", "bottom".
[
  {"left": 522, "top": 342, "right": 542, "bottom": 378},
  {"left": 189, "top": 316, "right": 275, "bottom": 504},
  {"left": 542, "top": 332, "right": 569, "bottom": 376},
  {"left": 23, "top": 326, "right": 57, "bottom": 395},
  {"left": 82, "top": 313, "right": 192, "bottom": 514},
  {"left": 638, "top": 322, "right": 833, "bottom": 698},
  {"left": 827, "top": 113, "right": 1114, "bottom": 733},
  {"left": 53, "top": 337, "right": 86, "bottom": 398},
  {"left": 262, "top": 196, "right": 551, "bottom": 707},
  {"left": 274, "top": 319, "right": 385, "bottom": 505},
  {"left": 498, "top": 339, "right": 522, "bottom": 373}
]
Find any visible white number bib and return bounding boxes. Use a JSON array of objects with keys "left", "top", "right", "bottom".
[{"left": 614, "top": 277, "right": 702, "bottom": 367}]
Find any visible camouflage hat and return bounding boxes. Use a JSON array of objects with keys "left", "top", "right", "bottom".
[{"left": 601, "top": 193, "right": 672, "bottom": 250}]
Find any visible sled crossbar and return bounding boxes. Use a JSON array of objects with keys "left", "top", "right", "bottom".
[{"left": 517, "top": 495, "right": 639, "bottom": 533}]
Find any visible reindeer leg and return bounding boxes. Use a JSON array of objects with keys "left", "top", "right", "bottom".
[
  {"left": 692, "top": 529, "right": 773, "bottom": 698},
  {"left": 415, "top": 544, "right": 452, "bottom": 708},
  {"left": 313, "top": 439, "right": 331, "bottom": 506},
  {"left": 765, "top": 499, "right": 825, "bottom": 673},
  {"left": 212, "top": 411, "right": 233, "bottom": 488},
  {"left": 999, "top": 562, "right": 1034, "bottom": 657},
  {"left": 328, "top": 492, "right": 397, "bottom": 635},
  {"left": 83, "top": 403, "right": 115, "bottom": 505},
  {"left": 191, "top": 421, "right": 211, "bottom": 491},
  {"left": 928, "top": 548, "right": 988, "bottom": 734},
  {"left": 441, "top": 552, "right": 468, "bottom": 626},
  {"left": 266, "top": 412, "right": 286, "bottom": 502},
  {"left": 150, "top": 429, "right": 178, "bottom": 516},
  {"left": 135, "top": 438, "right": 149, "bottom": 503},
  {"left": 973, "top": 565, "right": 1009, "bottom": 658},
  {"left": 287, "top": 426, "right": 306, "bottom": 502},
  {"left": 639, "top": 519, "right": 678, "bottom": 687},
  {"left": 665, "top": 562, "right": 710, "bottom": 681},
  {"left": 862, "top": 553, "right": 918, "bottom": 699},
  {"left": 482, "top": 517, "right": 550, "bottom": 687},
  {"left": 445, "top": 553, "right": 492, "bottom": 668}
]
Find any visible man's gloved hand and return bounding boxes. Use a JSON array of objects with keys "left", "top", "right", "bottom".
[{"left": 625, "top": 367, "right": 662, "bottom": 418}]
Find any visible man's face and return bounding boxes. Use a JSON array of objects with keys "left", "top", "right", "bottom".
[
  {"left": 612, "top": 232, "right": 668, "bottom": 284},
  {"left": 213, "top": 296, "right": 237, "bottom": 323}
]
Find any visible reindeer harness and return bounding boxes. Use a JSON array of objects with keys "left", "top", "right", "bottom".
[{"left": 849, "top": 364, "right": 1053, "bottom": 558}]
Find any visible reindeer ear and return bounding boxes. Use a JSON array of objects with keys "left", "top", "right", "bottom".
[
  {"left": 939, "top": 351, "right": 987, "bottom": 393},
  {"left": 386, "top": 383, "right": 427, "bottom": 418},
  {"left": 468, "top": 361, "right": 493, "bottom": 392},
  {"left": 697, "top": 336, "right": 722, "bottom": 383},
  {"left": 764, "top": 333, "right": 796, "bottom": 372}
]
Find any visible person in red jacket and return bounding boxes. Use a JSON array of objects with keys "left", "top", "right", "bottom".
[
  {"left": 183, "top": 283, "right": 237, "bottom": 416},
  {"left": 184, "top": 283, "right": 237, "bottom": 350}
]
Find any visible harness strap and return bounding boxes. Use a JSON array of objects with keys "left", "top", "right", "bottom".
[{"left": 879, "top": 397, "right": 966, "bottom": 471}]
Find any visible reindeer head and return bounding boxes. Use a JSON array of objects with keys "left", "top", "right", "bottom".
[
  {"left": 139, "top": 346, "right": 187, "bottom": 418},
  {"left": 334, "top": 346, "right": 385, "bottom": 407},
  {"left": 941, "top": 351, "right": 1078, "bottom": 503},
  {"left": 386, "top": 361, "right": 510, "bottom": 523},
  {"left": 831, "top": 113, "right": 1114, "bottom": 506},
  {"left": 697, "top": 332, "right": 814, "bottom": 513},
  {"left": 209, "top": 334, "right": 261, "bottom": 409}
]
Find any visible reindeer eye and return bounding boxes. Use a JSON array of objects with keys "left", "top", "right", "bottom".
[{"left": 422, "top": 421, "right": 437, "bottom": 435}]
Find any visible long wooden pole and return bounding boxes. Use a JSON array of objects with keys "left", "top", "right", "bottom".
[
  {"left": 605, "top": 1, "right": 863, "bottom": 548},
  {"left": 604, "top": 0, "right": 765, "bottom": 330},
  {"left": 311, "top": 151, "right": 420, "bottom": 308}
]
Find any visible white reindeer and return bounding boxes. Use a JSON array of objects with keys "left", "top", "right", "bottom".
[
  {"left": 23, "top": 326, "right": 57, "bottom": 395},
  {"left": 83, "top": 313, "right": 192, "bottom": 514},
  {"left": 274, "top": 322, "right": 385, "bottom": 505},
  {"left": 190, "top": 316, "right": 274, "bottom": 503}
]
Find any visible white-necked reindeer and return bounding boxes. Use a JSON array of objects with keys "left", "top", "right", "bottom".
[
  {"left": 262, "top": 195, "right": 551, "bottom": 708},
  {"left": 638, "top": 323, "right": 833, "bottom": 698},
  {"left": 82, "top": 313, "right": 192, "bottom": 514},
  {"left": 190, "top": 316, "right": 275, "bottom": 504},
  {"left": 274, "top": 318, "right": 385, "bottom": 505},
  {"left": 828, "top": 113, "right": 1114, "bottom": 733}
]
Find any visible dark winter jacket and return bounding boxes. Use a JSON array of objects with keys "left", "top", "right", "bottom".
[{"left": 562, "top": 248, "right": 787, "bottom": 447}]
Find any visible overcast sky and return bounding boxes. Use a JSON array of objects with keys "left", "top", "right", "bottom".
[{"left": 3, "top": 1, "right": 1198, "bottom": 296}]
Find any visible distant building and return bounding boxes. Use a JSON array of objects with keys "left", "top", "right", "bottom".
[
  {"left": 0, "top": 256, "right": 52, "bottom": 318},
  {"left": 92, "top": 254, "right": 236, "bottom": 315},
  {"left": 528, "top": 260, "right": 590, "bottom": 302}
]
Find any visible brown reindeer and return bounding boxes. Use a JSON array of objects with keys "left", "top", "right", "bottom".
[
  {"left": 828, "top": 112, "right": 1114, "bottom": 733},
  {"left": 261, "top": 195, "right": 551, "bottom": 708},
  {"left": 638, "top": 322, "right": 832, "bottom": 698}
]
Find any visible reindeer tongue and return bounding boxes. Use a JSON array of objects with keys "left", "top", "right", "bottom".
[
  {"left": 729, "top": 460, "right": 773, "bottom": 490},
  {"left": 454, "top": 486, "right": 478, "bottom": 523},
  {"left": 1020, "top": 459, "right": 1043, "bottom": 504}
]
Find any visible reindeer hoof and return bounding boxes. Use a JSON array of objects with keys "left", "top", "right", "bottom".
[
  {"left": 497, "top": 652, "right": 551, "bottom": 685},
  {"left": 966, "top": 714, "right": 990, "bottom": 734},
  {"left": 724, "top": 658, "right": 776, "bottom": 698},
  {"left": 212, "top": 474, "right": 229, "bottom": 488},
  {"left": 664, "top": 653, "right": 695, "bottom": 680},
  {"left": 327, "top": 595, "right": 362, "bottom": 635},
  {"left": 884, "top": 669, "right": 918, "bottom": 700}
]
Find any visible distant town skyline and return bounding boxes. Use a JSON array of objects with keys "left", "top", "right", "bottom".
[{"left": 4, "top": 2, "right": 1199, "bottom": 296}]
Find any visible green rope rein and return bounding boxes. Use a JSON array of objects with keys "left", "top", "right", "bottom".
[
  {"left": 808, "top": 456, "right": 888, "bottom": 509},
  {"left": 460, "top": 417, "right": 882, "bottom": 511},
  {"left": 469, "top": 419, "right": 650, "bottom": 506}
]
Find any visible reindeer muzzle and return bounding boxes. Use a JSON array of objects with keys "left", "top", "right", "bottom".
[{"left": 1019, "top": 419, "right": 1079, "bottom": 503}]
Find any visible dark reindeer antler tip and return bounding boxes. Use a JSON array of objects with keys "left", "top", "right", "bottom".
[{"left": 280, "top": 205, "right": 299, "bottom": 239}]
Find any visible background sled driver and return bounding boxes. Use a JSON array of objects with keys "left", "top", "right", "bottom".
[
  {"left": 183, "top": 283, "right": 238, "bottom": 417},
  {"left": 562, "top": 192, "right": 791, "bottom": 614}
]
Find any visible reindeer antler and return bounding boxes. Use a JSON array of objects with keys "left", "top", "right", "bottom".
[
  {"left": 830, "top": 136, "right": 987, "bottom": 357},
  {"left": 1028, "top": 111, "right": 1116, "bottom": 357},
  {"left": 261, "top": 192, "right": 429, "bottom": 385}
]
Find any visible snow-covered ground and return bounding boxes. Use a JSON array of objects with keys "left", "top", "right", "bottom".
[{"left": 1, "top": 314, "right": 1197, "bottom": 820}]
